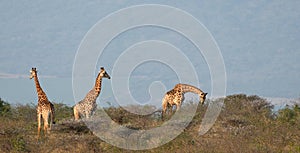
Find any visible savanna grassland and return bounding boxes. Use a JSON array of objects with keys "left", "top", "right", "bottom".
[{"left": 0, "top": 94, "right": 300, "bottom": 153}]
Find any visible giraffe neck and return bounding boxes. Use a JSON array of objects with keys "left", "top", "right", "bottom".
[
  {"left": 177, "top": 84, "right": 203, "bottom": 95},
  {"left": 33, "top": 75, "right": 48, "bottom": 102},
  {"left": 94, "top": 73, "right": 103, "bottom": 96}
]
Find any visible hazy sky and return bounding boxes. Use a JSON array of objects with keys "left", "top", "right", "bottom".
[{"left": 0, "top": 1, "right": 299, "bottom": 105}]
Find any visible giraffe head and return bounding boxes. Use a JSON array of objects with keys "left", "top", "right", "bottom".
[
  {"left": 29, "top": 67, "right": 37, "bottom": 79},
  {"left": 200, "top": 92, "right": 208, "bottom": 104},
  {"left": 99, "top": 67, "right": 111, "bottom": 79}
]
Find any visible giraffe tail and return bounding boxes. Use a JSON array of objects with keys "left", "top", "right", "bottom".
[
  {"left": 52, "top": 111, "right": 56, "bottom": 124},
  {"left": 52, "top": 113, "right": 56, "bottom": 124},
  {"left": 50, "top": 103, "right": 56, "bottom": 124}
]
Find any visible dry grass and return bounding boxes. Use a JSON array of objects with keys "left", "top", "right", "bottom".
[{"left": 0, "top": 94, "right": 299, "bottom": 153}]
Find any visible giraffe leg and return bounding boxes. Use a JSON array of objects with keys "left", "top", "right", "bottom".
[
  {"left": 176, "top": 103, "right": 181, "bottom": 112},
  {"left": 86, "top": 111, "right": 90, "bottom": 119},
  {"left": 162, "top": 97, "right": 168, "bottom": 120},
  {"left": 37, "top": 114, "right": 41, "bottom": 139},
  {"left": 175, "top": 96, "right": 183, "bottom": 112},
  {"left": 174, "top": 100, "right": 182, "bottom": 112},
  {"left": 168, "top": 104, "right": 173, "bottom": 115},
  {"left": 74, "top": 106, "right": 80, "bottom": 121},
  {"left": 44, "top": 124, "right": 47, "bottom": 134},
  {"left": 43, "top": 113, "right": 49, "bottom": 134}
]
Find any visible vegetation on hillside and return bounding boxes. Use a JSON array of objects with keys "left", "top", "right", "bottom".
[{"left": 0, "top": 94, "right": 299, "bottom": 152}]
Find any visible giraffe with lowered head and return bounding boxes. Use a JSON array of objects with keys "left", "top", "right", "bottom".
[
  {"left": 73, "top": 67, "right": 110, "bottom": 120},
  {"left": 162, "top": 83, "right": 207, "bottom": 119},
  {"left": 30, "top": 67, "right": 55, "bottom": 137}
]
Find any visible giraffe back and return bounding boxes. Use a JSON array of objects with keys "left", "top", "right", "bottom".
[{"left": 74, "top": 89, "right": 98, "bottom": 118}]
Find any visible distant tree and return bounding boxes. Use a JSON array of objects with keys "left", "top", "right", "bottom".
[
  {"left": 0, "top": 98, "right": 11, "bottom": 116},
  {"left": 222, "top": 94, "right": 274, "bottom": 125},
  {"left": 276, "top": 104, "right": 300, "bottom": 125}
]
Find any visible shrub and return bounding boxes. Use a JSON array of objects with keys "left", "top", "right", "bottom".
[
  {"left": 0, "top": 98, "right": 11, "bottom": 117},
  {"left": 222, "top": 94, "right": 273, "bottom": 123},
  {"left": 13, "top": 103, "right": 36, "bottom": 122},
  {"left": 277, "top": 105, "right": 300, "bottom": 125},
  {"left": 11, "top": 135, "right": 27, "bottom": 152},
  {"left": 53, "top": 103, "right": 73, "bottom": 122}
]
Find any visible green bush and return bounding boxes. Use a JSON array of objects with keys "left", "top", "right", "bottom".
[
  {"left": 277, "top": 105, "right": 300, "bottom": 125},
  {"left": 222, "top": 94, "right": 274, "bottom": 124},
  {"left": 11, "top": 135, "right": 27, "bottom": 152},
  {"left": 0, "top": 98, "right": 11, "bottom": 117},
  {"left": 13, "top": 103, "right": 36, "bottom": 122},
  {"left": 53, "top": 103, "right": 73, "bottom": 122}
]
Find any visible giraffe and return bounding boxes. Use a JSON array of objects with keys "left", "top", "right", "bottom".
[
  {"left": 29, "top": 67, "right": 55, "bottom": 137},
  {"left": 73, "top": 67, "right": 110, "bottom": 120},
  {"left": 162, "top": 83, "right": 207, "bottom": 119}
]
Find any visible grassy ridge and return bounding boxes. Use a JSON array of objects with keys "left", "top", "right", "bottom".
[{"left": 0, "top": 95, "right": 299, "bottom": 152}]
